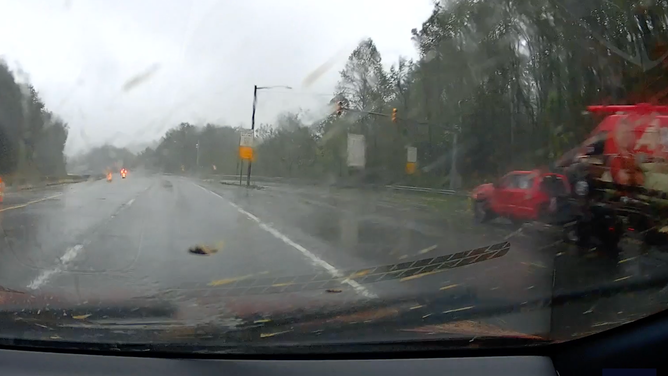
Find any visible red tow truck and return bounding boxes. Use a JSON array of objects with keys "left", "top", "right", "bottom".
[
  {"left": 555, "top": 103, "right": 668, "bottom": 249},
  {"left": 473, "top": 103, "right": 668, "bottom": 250}
]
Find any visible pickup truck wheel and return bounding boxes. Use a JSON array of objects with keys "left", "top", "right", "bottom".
[
  {"left": 474, "top": 200, "right": 494, "bottom": 223},
  {"left": 537, "top": 203, "right": 551, "bottom": 224}
]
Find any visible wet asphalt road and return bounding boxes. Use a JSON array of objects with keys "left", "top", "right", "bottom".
[{"left": 1, "top": 171, "right": 668, "bottom": 341}]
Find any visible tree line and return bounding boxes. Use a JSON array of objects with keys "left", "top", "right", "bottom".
[
  {"left": 67, "top": 145, "right": 140, "bottom": 175},
  {"left": 0, "top": 61, "right": 69, "bottom": 184},
  {"left": 140, "top": 0, "right": 668, "bottom": 188}
]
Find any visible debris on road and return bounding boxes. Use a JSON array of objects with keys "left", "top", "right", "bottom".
[{"left": 188, "top": 244, "right": 218, "bottom": 255}]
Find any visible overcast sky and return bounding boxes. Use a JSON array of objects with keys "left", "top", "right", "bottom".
[{"left": 0, "top": 0, "right": 433, "bottom": 155}]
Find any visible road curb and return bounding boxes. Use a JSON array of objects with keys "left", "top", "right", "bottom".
[
  {"left": 6, "top": 178, "right": 95, "bottom": 192},
  {"left": 219, "top": 180, "right": 264, "bottom": 190}
]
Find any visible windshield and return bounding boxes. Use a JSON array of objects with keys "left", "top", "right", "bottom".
[{"left": 1, "top": 0, "right": 668, "bottom": 353}]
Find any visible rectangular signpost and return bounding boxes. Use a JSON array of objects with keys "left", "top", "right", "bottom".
[
  {"left": 347, "top": 133, "right": 366, "bottom": 168},
  {"left": 239, "top": 130, "right": 254, "bottom": 160},
  {"left": 239, "top": 130, "right": 254, "bottom": 185},
  {"left": 406, "top": 146, "right": 417, "bottom": 174}
]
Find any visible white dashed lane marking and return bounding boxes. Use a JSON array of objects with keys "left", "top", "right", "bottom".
[
  {"left": 25, "top": 191, "right": 143, "bottom": 290},
  {"left": 27, "top": 244, "right": 84, "bottom": 290}
]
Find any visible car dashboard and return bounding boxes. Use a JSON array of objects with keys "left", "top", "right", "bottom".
[{"left": 1, "top": 307, "right": 666, "bottom": 376}]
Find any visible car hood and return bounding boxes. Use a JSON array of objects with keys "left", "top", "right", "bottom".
[
  {"left": 0, "top": 285, "right": 548, "bottom": 353},
  {"left": 0, "top": 241, "right": 550, "bottom": 350},
  {"left": 3, "top": 238, "right": 667, "bottom": 353}
]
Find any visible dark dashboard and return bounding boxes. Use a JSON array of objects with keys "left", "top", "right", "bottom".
[
  {"left": 1, "top": 307, "right": 666, "bottom": 376},
  {"left": 3, "top": 350, "right": 555, "bottom": 376}
]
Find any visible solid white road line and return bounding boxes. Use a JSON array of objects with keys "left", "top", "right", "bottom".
[{"left": 195, "top": 183, "right": 376, "bottom": 298}]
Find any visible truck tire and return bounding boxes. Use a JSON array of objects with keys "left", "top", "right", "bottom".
[
  {"left": 593, "top": 218, "right": 622, "bottom": 258},
  {"left": 537, "top": 203, "right": 551, "bottom": 224},
  {"left": 563, "top": 220, "right": 589, "bottom": 245},
  {"left": 474, "top": 200, "right": 495, "bottom": 223}
]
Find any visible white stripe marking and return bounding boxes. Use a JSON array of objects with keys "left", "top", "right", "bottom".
[
  {"left": 28, "top": 190, "right": 143, "bottom": 290},
  {"left": 195, "top": 183, "right": 376, "bottom": 298},
  {"left": 27, "top": 244, "right": 84, "bottom": 290},
  {"left": 60, "top": 244, "right": 83, "bottom": 263}
]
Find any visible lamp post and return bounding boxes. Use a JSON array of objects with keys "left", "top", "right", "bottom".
[{"left": 246, "top": 85, "right": 292, "bottom": 187}]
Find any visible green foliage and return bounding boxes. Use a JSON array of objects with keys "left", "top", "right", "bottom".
[
  {"left": 139, "top": 122, "right": 243, "bottom": 174},
  {"left": 68, "top": 145, "right": 138, "bottom": 174},
  {"left": 144, "top": 0, "right": 668, "bottom": 187},
  {"left": 0, "top": 60, "right": 68, "bottom": 179}
]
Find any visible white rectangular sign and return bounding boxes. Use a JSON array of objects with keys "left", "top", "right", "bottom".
[
  {"left": 239, "top": 130, "right": 254, "bottom": 147},
  {"left": 347, "top": 133, "right": 366, "bottom": 168},
  {"left": 407, "top": 146, "right": 417, "bottom": 163}
]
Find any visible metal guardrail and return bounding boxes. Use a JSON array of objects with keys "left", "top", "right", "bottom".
[
  {"left": 385, "top": 185, "right": 458, "bottom": 195},
  {"left": 204, "top": 174, "right": 468, "bottom": 196}
]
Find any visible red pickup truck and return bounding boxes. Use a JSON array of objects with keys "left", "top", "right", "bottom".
[{"left": 471, "top": 170, "right": 571, "bottom": 224}]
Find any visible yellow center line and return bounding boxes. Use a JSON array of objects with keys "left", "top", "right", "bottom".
[{"left": 0, "top": 193, "right": 63, "bottom": 213}]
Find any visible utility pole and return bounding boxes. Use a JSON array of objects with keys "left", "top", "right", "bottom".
[
  {"left": 450, "top": 100, "right": 463, "bottom": 191},
  {"left": 244, "top": 84, "right": 292, "bottom": 187},
  {"left": 196, "top": 139, "right": 200, "bottom": 173},
  {"left": 510, "top": 81, "right": 514, "bottom": 167},
  {"left": 246, "top": 85, "right": 258, "bottom": 187},
  {"left": 450, "top": 131, "right": 458, "bottom": 191}
]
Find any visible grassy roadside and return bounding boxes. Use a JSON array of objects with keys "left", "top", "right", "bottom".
[
  {"left": 4, "top": 174, "right": 97, "bottom": 191},
  {"left": 214, "top": 176, "right": 473, "bottom": 216},
  {"left": 379, "top": 191, "right": 471, "bottom": 215}
]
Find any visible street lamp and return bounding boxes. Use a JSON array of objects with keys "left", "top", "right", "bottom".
[{"left": 246, "top": 85, "right": 293, "bottom": 187}]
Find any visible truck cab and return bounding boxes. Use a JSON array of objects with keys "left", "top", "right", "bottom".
[{"left": 554, "top": 104, "right": 668, "bottom": 250}]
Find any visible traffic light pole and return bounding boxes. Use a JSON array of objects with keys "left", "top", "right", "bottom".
[
  {"left": 342, "top": 107, "right": 444, "bottom": 129},
  {"left": 246, "top": 85, "right": 258, "bottom": 187}
]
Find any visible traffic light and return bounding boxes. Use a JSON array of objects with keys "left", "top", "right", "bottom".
[
  {"left": 392, "top": 108, "right": 397, "bottom": 123},
  {"left": 336, "top": 101, "right": 343, "bottom": 116}
]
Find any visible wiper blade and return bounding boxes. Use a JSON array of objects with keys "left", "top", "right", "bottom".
[
  {"left": 2, "top": 299, "right": 177, "bottom": 325},
  {"left": 8, "top": 269, "right": 661, "bottom": 351},
  {"left": 218, "top": 269, "right": 668, "bottom": 342},
  {"left": 163, "top": 241, "right": 511, "bottom": 299}
]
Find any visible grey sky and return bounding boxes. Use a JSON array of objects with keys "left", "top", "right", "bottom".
[{"left": 0, "top": 0, "right": 433, "bottom": 155}]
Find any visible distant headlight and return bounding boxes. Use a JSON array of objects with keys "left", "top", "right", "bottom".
[{"left": 575, "top": 180, "right": 589, "bottom": 196}]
